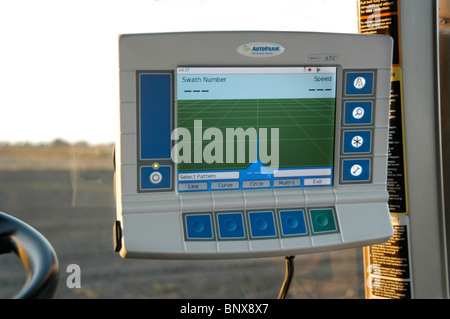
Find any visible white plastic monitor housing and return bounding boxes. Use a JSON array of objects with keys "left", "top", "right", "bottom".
[{"left": 114, "top": 31, "right": 394, "bottom": 259}]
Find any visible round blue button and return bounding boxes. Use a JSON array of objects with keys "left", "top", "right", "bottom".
[
  {"left": 224, "top": 219, "right": 237, "bottom": 232},
  {"left": 192, "top": 220, "right": 205, "bottom": 233},
  {"left": 255, "top": 218, "right": 268, "bottom": 230},
  {"left": 286, "top": 216, "right": 299, "bottom": 229}
]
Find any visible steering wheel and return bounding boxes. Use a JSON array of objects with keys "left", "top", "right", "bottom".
[{"left": 0, "top": 211, "right": 59, "bottom": 299}]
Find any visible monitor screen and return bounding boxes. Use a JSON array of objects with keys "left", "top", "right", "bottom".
[
  {"left": 174, "top": 66, "right": 337, "bottom": 192},
  {"left": 115, "top": 31, "right": 394, "bottom": 260}
]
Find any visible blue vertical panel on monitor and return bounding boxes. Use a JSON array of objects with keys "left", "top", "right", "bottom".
[{"left": 139, "top": 73, "right": 172, "bottom": 160}]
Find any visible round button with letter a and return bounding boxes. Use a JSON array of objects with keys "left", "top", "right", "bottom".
[{"left": 353, "top": 76, "right": 366, "bottom": 89}]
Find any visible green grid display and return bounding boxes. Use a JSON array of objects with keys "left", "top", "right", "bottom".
[{"left": 176, "top": 98, "right": 336, "bottom": 171}]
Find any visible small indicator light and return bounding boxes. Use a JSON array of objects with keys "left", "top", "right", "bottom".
[{"left": 152, "top": 163, "right": 159, "bottom": 170}]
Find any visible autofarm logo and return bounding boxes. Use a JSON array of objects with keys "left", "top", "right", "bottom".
[{"left": 237, "top": 42, "right": 285, "bottom": 58}]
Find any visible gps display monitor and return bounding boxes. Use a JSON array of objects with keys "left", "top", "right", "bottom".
[
  {"left": 114, "top": 31, "right": 394, "bottom": 259},
  {"left": 175, "top": 66, "right": 336, "bottom": 192}
]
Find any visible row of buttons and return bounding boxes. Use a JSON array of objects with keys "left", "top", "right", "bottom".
[
  {"left": 141, "top": 169, "right": 332, "bottom": 191},
  {"left": 178, "top": 177, "right": 331, "bottom": 192},
  {"left": 183, "top": 207, "right": 338, "bottom": 241},
  {"left": 340, "top": 71, "right": 375, "bottom": 183}
]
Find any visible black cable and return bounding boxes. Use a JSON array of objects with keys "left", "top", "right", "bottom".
[{"left": 277, "top": 256, "right": 295, "bottom": 299}]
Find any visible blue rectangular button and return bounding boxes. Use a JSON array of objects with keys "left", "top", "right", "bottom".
[
  {"left": 185, "top": 214, "right": 214, "bottom": 240},
  {"left": 279, "top": 210, "right": 307, "bottom": 236},
  {"left": 139, "top": 73, "right": 172, "bottom": 160},
  {"left": 345, "top": 72, "right": 374, "bottom": 96},
  {"left": 140, "top": 166, "right": 172, "bottom": 190},
  {"left": 248, "top": 211, "right": 277, "bottom": 238},
  {"left": 217, "top": 212, "right": 246, "bottom": 239},
  {"left": 344, "top": 101, "right": 373, "bottom": 125},
  {"left": 341, "top": 159, "right": 371, "bottom": 182},
  {"left": 343, "top": 130, "right": 372, "bottom": 154}
]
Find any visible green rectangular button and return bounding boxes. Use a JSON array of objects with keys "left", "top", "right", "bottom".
[{"left": 309, "top": 208, "right": 337, "bottom": 233}]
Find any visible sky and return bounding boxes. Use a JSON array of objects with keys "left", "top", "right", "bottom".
[{"left": 0, "top": 0, "right": 357, "bottom": 145}]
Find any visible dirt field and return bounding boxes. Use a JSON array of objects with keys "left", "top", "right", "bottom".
[{"left": 0, "top": 143, "right": 365, "bottom": 299}]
